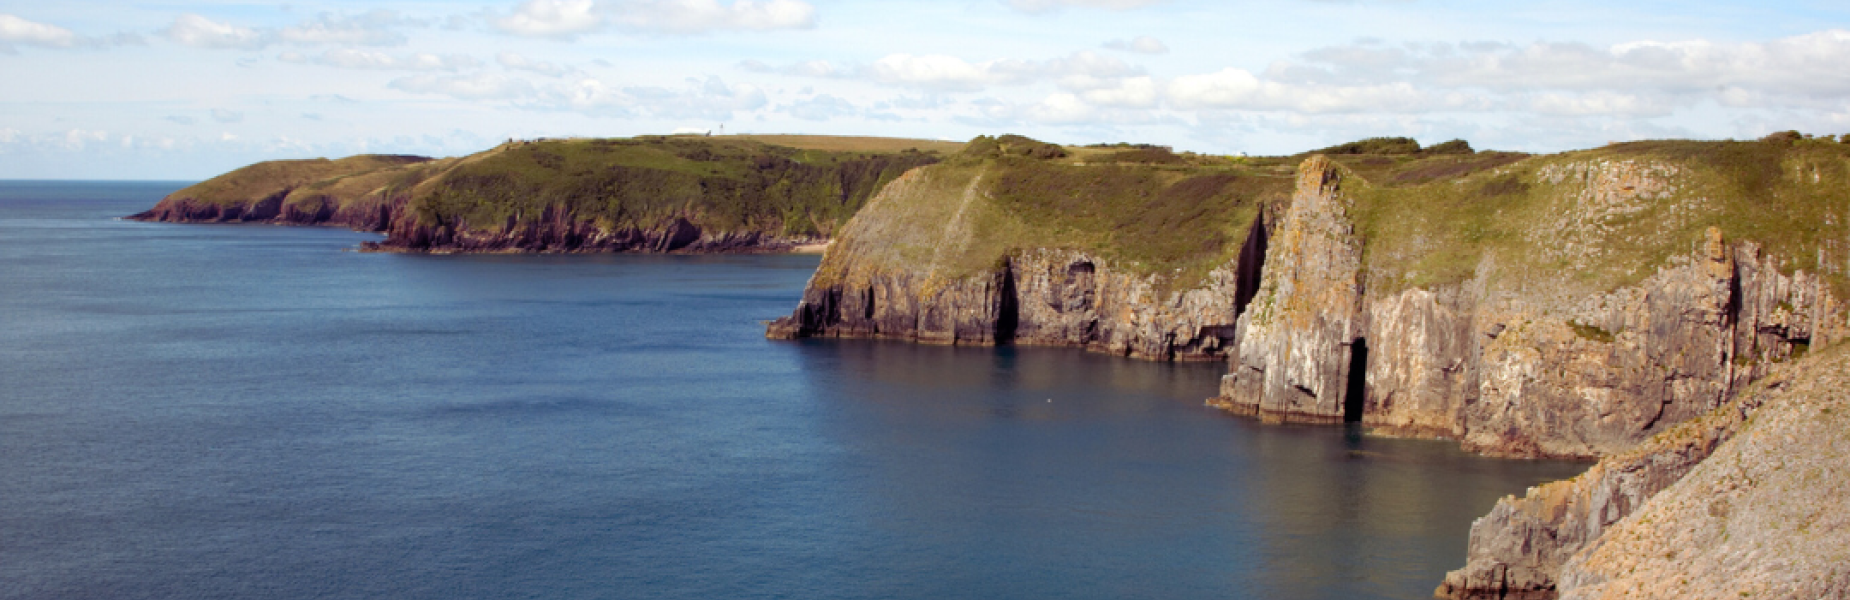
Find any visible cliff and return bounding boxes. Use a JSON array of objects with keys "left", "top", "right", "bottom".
[
  {"left": 767, "top": 135, "right": 1289, "bottom": 360},
  {"left": 1214, "top": 152, "right": 1849, "bottom": 458},
  {"left": 1437, "top": 344, "right": 1850, "bottom": 600},
  {"left": 776, "top": 136, "right": 1850, "bottom": 458},
  {"left": 129, "top": 135, "right": 946, "bottom": 253}
]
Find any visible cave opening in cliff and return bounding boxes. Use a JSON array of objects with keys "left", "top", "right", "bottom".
[
  {"left": 1343, "top": 338, "right": 1368, "bottom": 422},
  {"left": 996, "top": 263, "right": 1019, "bottom": 344}
]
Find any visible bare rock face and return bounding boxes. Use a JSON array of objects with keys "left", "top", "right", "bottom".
[
  {"left": 1554, "top": 349, "right": 1850, "bottom": 600},
  {"left": 1201, "top": 154, "right": 1843, "bottom": 459},
  {"left": 767, "top": 167, "right": 1268, "bottom": 361},
  {"left": 768, "top": 247, "right": 1260, "bottom": 360},
  {"left": 1438, "top": 346, "right": 1850, "bottom": 600},
  {"left": 1211, "top": 155, "right": 1365, "bottom": 421}
]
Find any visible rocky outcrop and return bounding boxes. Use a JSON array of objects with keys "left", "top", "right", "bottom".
[
  {"left": 1437, "top": 346, "right": 1850, "bottom": 600},
  {"left": 1212, "top": 155, "right": 1366, "bottom": 421}
]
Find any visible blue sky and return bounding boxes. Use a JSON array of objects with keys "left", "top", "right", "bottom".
[{"left": 3, "top": 0, "right": 1848, "bottom": 179}]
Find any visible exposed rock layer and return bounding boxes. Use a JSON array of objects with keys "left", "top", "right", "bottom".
[
  {"left": 1438, "top": 346, "right": 1850, "bottom": 600},
  {"left": 1208, "top": 158, "right": 1843, "bottom": 459},
  {"left": 767, "top": 166, "right": 1272, "bottom": 361}
]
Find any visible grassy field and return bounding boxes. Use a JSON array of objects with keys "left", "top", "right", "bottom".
[{"left": 729, "top": 134, "right": 965, "bottom": 154}]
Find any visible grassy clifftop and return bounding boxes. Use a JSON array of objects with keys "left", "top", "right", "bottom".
[
  {"left": 1345, "top": 137, "right": 1850, "bottom": 298},
  {"left": 812, "top": 132, "right": 1850, "bottom": 300},
  {"left": 149, "top": 135, "right": 950, "bottom": 245}
]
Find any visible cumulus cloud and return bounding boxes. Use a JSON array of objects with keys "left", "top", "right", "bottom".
[
  {"left": 164, "top": 11, "right": 417, "bottom": 50},
  {"left": 1006, "top": 0, "right": 1162, "bottom": 13},
  {"left": 495, "top": 0, "right": 602, "bottom": 38},
  {"left": 278, "top": 10, "right": 410, "bottom": 46},
  {"left": 1267, "top": 29, "right": 1850, "bottom": 114},
  {"left": 864, "top": 50, "right": 1141, "bottom": 92},
  {"left": 615, "top": 0, "right": 817, "bottom": 33},
  {"left": 163, "top": 14, "right": 270, "bottom": 49},
  {"left": 390, "top": 72, "right": 535, "bottom": 100},
  {"left": 0, "top": 13, "right": 142, "bottom": 51},
  {"left": 1168, "top": 67, "right": 1439, "bottom": 113},
  {"left": 784, "top": 94, "right": 856, "bottom": 121},
  {"left": 494, "top": 0, "right": 816, "bottom": 37},
  {"left": 1104, "top": 35, "right": 1167, "bottom": 54},
  {"left": 499, "top": 52, "right": 570, "bottom": 77},
  {"left": 1, "top": 13, "right": 77, "bottom": 48},
  {"left": 284, "top": 48, "right": 480, "bottom": 71},
  {"left": 529, "top": 74, "right": 766, "bottom": 119}
]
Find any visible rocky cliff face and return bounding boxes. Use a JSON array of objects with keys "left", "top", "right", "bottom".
[
  {"left": 766, "top": 165, "right": 1272, "bottom": 361},
  {"left": 1213, "top": 155, "right": 1366, "bottom": 421},
  {"left": 1437, "top": 346, "right": 1850, "bottom": 600},
  {"left": 1204, "top": 154, "right": 1844, "bottom": 459}
]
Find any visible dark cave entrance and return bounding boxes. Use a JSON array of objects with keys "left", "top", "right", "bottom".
[{"left": 1343, "top": 338, "right": 1368, "bottom": 423}]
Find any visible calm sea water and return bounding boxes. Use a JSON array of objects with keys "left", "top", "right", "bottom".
[{"left": 0, "top": 181, "right": 1586, "bottom": 600}]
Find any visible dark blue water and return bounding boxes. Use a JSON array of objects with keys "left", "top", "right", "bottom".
[{"left": 0, "top": 181, "right": 1586, "bottom": 600}]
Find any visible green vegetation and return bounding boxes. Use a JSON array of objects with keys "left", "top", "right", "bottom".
[
  {"left": 412, "top": 136, "right": 937, "bottom": 236},
  {"left": 1569, "top": 321, "right": 1618, "bottom": 343},
  {"left": 818, "top": 134, "right": 1289, "bottom": 292},
  {"left": 1347, "top": 135, "right": 1850, "bottom": 297},
  {"left": 169, "top": 135, "right": 945, "bottom": 239}
]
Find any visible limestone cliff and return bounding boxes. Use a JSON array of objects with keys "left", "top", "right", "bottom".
[
  {"left": 1208, "top": 144, "right": 1848, "bottom": 459},
  {"left": 1437, "top": 345, "right": 1850, "bottom": 600},
  {"left": 767, "top": 143, "right": 1283, "bottom": 360},
  {"left": 130, "top": 136, "right": 942, "bottom": 253}
]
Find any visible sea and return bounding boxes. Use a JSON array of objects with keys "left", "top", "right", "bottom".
[{"left": 0, "top": 181, "right": 1586, "bottom": 600}]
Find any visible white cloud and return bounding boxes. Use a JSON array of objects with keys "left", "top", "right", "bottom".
[
  {"left": 614, "top": 0, "right": 817, "bottom": 33},
  {"left": 290, "top": 48, "right": 480, "bottom": 71},
  {"left": 1104, "top": 35, "right": 1167, "bottom": 54},
  {"left": 784, "top": 94, "right": 856, "bottom": 121},
  {"left": 0, "top": 13, "right": 142, "bottom": 50},
  {"left": 496, "top": 0, "right": 602, "bottom": 38},
  {"left": 529, "top": 74, "right": 766, "bottom": 120},
  {"left": 62, "top": 129, "right": 109, "bottom": 150},
  {"left": 1528, "top": 92, "right": 1674, "bottom": 117},
  {"left": 499, "top": 52, "right": 570, "bottom": 77},
  {"left": 211, "top": 108, "right": 243, "bottom": 123},
  {"left": 1168, "top": 67, "right": 1434, "bottom": 113},
  {"left": 1007, "top": 0, "right": 1162, "bottom": 13},
  {"left": 0, "top": 14, "right": 77, "bottom": 48},
  {"left": 1274, "top": 29, "right": 1850, "bottom": 115},
  {"left": 495, "top": 0, "right": 817, "bottom": 37},
  {"left": 1079, "top": 76, "right": 1158, "bottom": 107},
  {"left": 391, "top": 73, "right": 536, "bottom": 100},
  {"left": 163, "top": 14, "right": 270, "bottom": 49},
  {"left": 278, "top": 10, "right": 409, "bottom": 46},
  {"left": 864, "top": 50, "right": 1141, "bottom": 92}
]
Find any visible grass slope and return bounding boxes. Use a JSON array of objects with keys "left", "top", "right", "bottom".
[{"left": 166, "top": 135, "right": 950, "bottom": 239}]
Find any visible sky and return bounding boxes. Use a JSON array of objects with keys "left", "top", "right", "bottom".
[{"left": 3, "top": 0, "right": 1849, "bottom": 179}]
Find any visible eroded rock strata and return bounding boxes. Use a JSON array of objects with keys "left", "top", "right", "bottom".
[
  {"left": 1214, "top": 155, "right": 1842, "bottom": 458},
  {"left": 1438, "top": 345, "right": 1850, "bottom": 600}
]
